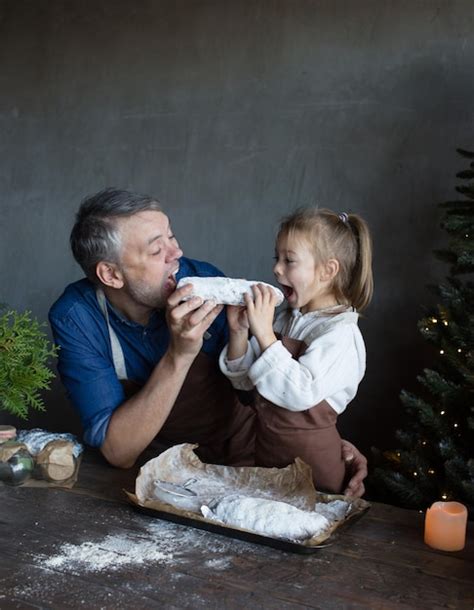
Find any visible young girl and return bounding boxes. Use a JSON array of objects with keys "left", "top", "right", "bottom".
[{"left": 219, "top": 208, "right": 373, "bottom": 493}]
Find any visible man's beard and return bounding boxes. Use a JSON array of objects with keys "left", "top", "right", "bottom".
[{"left": 124, "top": 277, "right": 168, "bottom": 310}]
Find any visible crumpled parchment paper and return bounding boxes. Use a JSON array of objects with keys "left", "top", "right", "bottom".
[{"left": 126, "top": 444, "right": 370, "bottom": 547}]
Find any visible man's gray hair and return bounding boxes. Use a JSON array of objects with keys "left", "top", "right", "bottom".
[{"left": 70, "top": 188, "right": 162, "bottom": 281}]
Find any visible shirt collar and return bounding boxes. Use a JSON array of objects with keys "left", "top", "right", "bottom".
[{"left": 106, "top": 300, "right": 165, "bottom": 330}]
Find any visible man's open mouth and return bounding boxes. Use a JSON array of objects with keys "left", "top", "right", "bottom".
[{"left": 166, "top": 268, "right": 179, "bottom": 288}]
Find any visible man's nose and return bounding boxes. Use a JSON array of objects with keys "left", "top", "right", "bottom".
[{"left": 166, "top": 241, "right": 183, "bottom": 262}]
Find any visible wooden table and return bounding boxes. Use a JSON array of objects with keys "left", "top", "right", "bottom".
[{"left": 1, "top": 449, "right": 472, "bottom": 609}]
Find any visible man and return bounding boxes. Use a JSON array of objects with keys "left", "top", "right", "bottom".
[{"left": 49, "top": 188, "right": 367, "bottom": 495}]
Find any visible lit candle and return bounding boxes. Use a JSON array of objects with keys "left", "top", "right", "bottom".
[{"left": 424, "top": 501, "right": 468, "bottom": 551}]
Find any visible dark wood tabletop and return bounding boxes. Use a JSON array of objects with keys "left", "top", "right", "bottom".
[{"left": 1, "top": 448, "right": 472, "bottom": 610}]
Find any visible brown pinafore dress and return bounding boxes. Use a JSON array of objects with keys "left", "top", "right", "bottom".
[
  {"left": 252, "top": 335, "right": 346, "bottom": 494},
  {"left": 97, "top": 288, "right": 256, "bottom": 467}
]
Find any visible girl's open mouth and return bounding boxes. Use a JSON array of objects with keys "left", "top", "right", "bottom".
[{"left": 281, "top": 285, "right": 294, "bottom": 300}]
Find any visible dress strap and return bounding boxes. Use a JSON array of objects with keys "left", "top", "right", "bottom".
[{"left": 303, "top": 311, "right": 359, "bottom": 345}]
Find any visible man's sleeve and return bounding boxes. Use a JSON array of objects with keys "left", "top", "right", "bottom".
[{"left": 49, "top": 308, "right": 125, "bottom": 448}]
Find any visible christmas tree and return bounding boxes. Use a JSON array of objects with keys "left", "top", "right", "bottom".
[{"left": 371, "top": 148, "right": 474, "bottom": 515}]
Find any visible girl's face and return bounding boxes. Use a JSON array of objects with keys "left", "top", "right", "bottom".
[{"left": 273, "top": 233, "right": 337, "bottom": 314}]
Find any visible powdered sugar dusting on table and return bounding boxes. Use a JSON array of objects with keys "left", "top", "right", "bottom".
[
  {"left": 42, "top": 533, "right": 173, "bottom": 572},
  {"left": 35, "top": 518, "right": 251, "bottom": 574}
]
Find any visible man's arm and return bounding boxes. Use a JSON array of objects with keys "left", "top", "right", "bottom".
[
  {"left": 101, "top": 287, "right": 223, "bottom": 468},
  {"left": 341, "top": 439, "right": 368, "bottom": 498}
]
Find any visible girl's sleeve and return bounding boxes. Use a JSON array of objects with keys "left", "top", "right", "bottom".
[
  {"left": 219, "top": 337, "right": 262, "bottom": 390},
  {"left": 247, "top": 326, "right": 365, "bottom": 412}
]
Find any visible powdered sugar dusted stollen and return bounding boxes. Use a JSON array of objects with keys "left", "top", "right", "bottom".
[
  {"left": 177, "top": 276, "right": 284, "bottom": 306},
  {"left": 201, "top": 495, "right": 330, "bottom": 541}
]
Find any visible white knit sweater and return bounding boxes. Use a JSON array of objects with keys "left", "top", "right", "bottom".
[{"left": 219, "top": 307, "right": 366, "bottom": 414}]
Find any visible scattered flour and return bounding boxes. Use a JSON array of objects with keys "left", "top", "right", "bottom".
[
  {"left": 36, "top": 518, "right": 252, "bottom": 575},
  {"left": 204, "top": 557, "right": 233, "bottom": 570},
  {"left": 42, "top": 533, "right": 174, "bottom": 572}
]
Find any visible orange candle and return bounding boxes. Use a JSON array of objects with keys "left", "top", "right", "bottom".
[{"left": 424, "top": 501, "right": 467, "bottom": 551}]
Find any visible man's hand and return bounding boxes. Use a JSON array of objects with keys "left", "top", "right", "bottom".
[
  {"left": 341, "top": 439, "right": 368, "bottom": 498},
  {"left": 166, "top": 283, "right": 223, "bottom": 360},
  {"left": 244, "top": 284, "right": 278, "bottom": 352}
]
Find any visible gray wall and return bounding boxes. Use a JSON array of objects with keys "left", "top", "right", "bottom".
[{"left": 1, "top": 0, "right": 473, "bottom": 455}]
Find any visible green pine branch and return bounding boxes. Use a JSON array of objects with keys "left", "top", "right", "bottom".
[{"left": 0, "top": 307, "right": 58, "bottom": 419}]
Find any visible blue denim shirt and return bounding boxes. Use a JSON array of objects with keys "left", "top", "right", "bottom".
[{"left": 49, "top": 257, "right": 228, "bottom": 448}]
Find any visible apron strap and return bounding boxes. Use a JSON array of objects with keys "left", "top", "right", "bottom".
[{"left": 95, "top": 288, "right": 128, "bottom": 381}]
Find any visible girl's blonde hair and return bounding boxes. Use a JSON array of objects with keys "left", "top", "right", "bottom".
[{"left": 277, "top": 207, "right": 374, "bottom": 311}]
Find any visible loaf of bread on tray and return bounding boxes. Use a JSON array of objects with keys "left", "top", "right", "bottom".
[{"left": 176, "top": 276, "right": 284, "bottom": 306}]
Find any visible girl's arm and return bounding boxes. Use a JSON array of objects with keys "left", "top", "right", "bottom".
[
  {"left": 248, "top": 325, "right": 366, "bottom": 412},
  {"left": 226, "top": 305, "right": 249, "bottom": 360},
  {"left": 220, "top": 285, "right": 279, "bottom": 389},
  {"left": 219, "top": 305, "right": 257, "bottom": 390}
]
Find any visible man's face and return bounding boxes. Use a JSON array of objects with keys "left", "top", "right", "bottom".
[{"left": 115, "top": 210, "right": 183, "bottom": 309}]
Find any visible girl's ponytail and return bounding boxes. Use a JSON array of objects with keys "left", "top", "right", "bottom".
[{"left": 346, "top": 214, "right": 373, "bottom": 311}]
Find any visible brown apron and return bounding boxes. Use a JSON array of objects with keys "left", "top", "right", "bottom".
[
  {"left": 96, "top": 288, "right": 256, "bottom": 466},
  {"left": 122, "top": 352, "right": 256, "bottom": 466},
  {"left": 252, "top": 336, "right": 346, "bottom": 493}
]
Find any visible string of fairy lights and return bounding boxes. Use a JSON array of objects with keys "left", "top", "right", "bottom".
[
  {"left": 384, "top": 213, "right": 474, "bottom": 513},
  {"left": 406, "top": 313, "right": 467, "bottom": 504},
  {"left": 424, "top": 314, "right": 464, "bottom": 430}
]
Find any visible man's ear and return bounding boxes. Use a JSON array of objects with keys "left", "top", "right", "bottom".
[
  {"left": 320, "top": 258, "right": 340, "bottom": 282},
  {"left": 95, "top": 261, "right": 124, "bottom": 289}
]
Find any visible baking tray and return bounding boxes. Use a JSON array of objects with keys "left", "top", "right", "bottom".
[
  {"left": 126, "top": 491, "right": 371, "bottom": 554},
  {"left": 126, "top": 444, "right": 371, "bottom": 553}
]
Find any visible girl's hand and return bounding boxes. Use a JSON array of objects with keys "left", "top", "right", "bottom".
[
  {"left": 226, "top": 305, "right": 249, "bottom": 334},
  {"left": 244, "top": 284, "right": 278, "bottom": 352}
]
